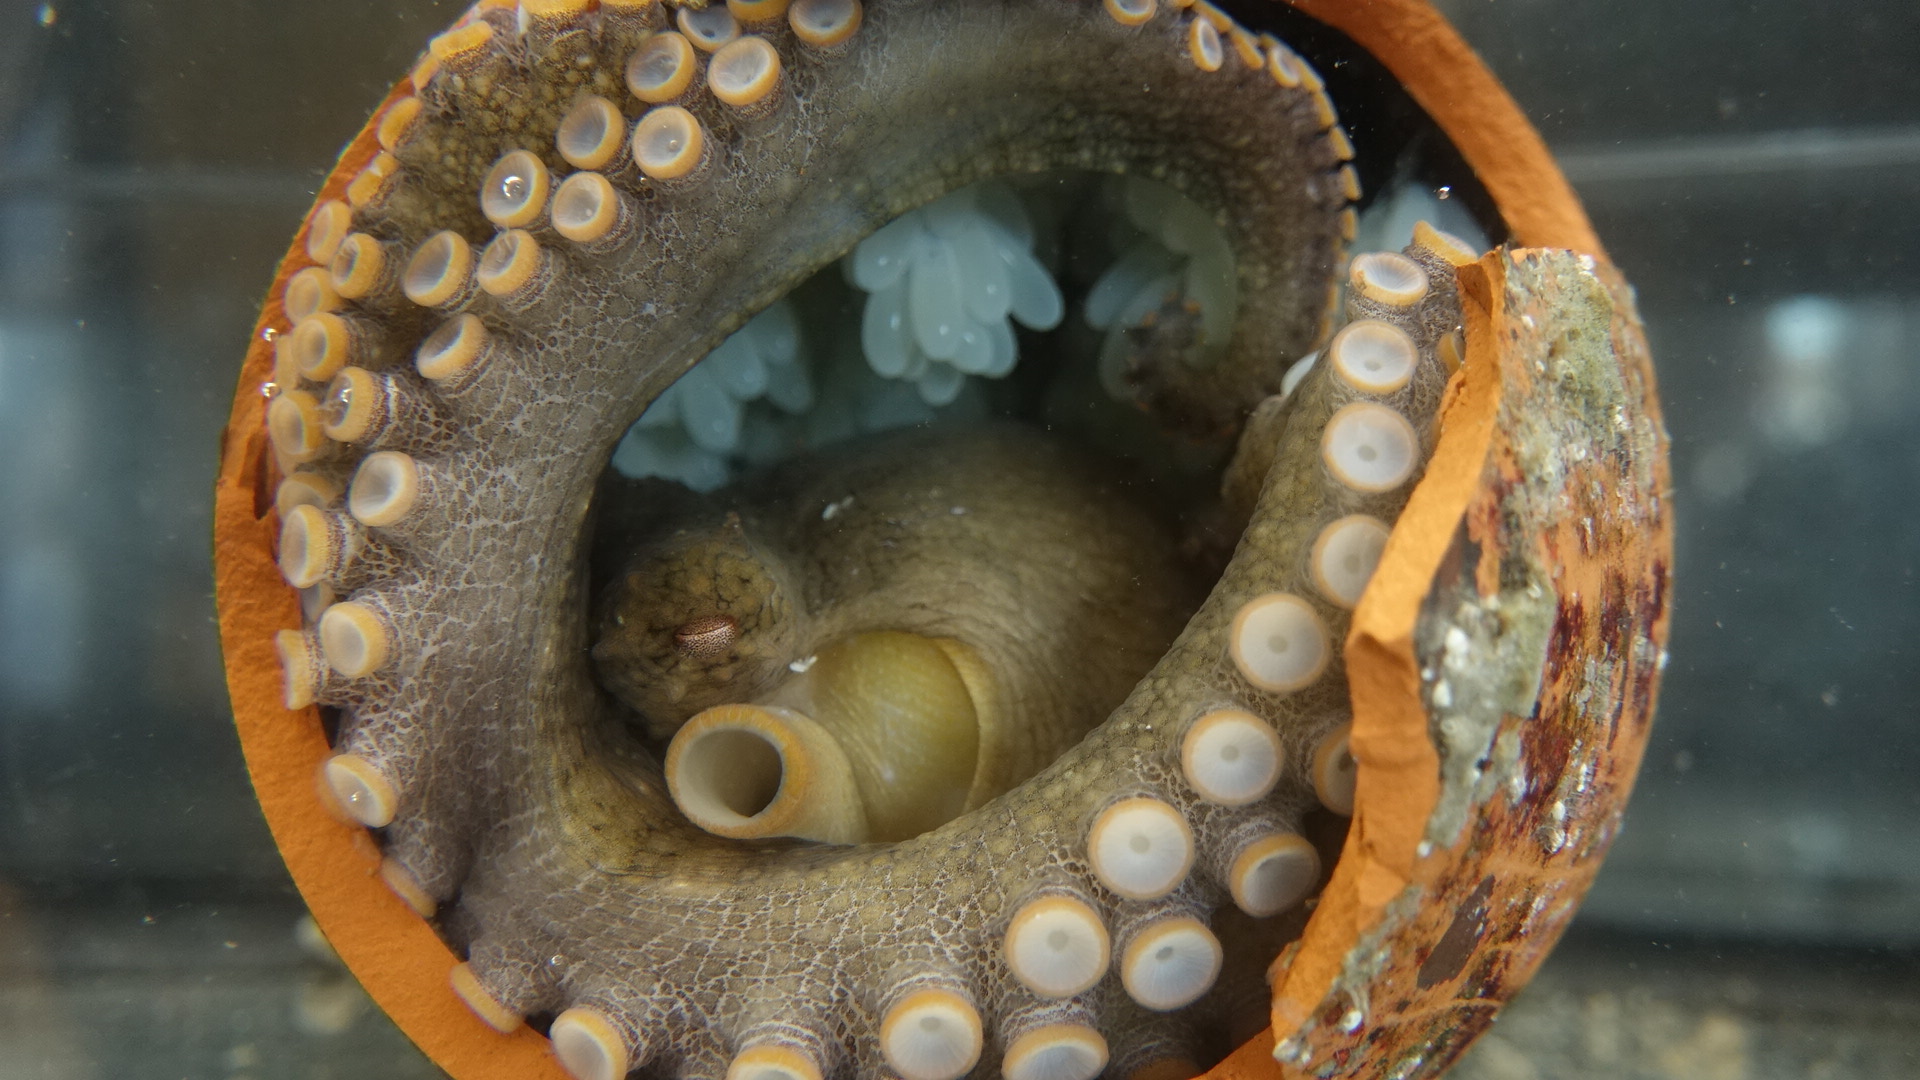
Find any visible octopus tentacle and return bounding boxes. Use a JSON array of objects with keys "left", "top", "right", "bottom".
[
  {"left": 213, "top": 0, "right": 1663, "bottom": 1077},
  {"left": 295, "top": 197, "right": 1462, "bottom": 1070}
]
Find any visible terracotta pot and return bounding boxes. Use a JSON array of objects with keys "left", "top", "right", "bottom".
[{"left": 213, "top": 2, "right": 1669, "bottom": 1077}]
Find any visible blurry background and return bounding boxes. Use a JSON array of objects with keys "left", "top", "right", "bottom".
[{"left": 0, "top": 0, "right": 1914, "bottom": 1077}]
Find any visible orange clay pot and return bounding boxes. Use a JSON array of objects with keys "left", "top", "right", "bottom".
[{"left": 213, "top": 1, "right": 1670, "bottom": 1078}]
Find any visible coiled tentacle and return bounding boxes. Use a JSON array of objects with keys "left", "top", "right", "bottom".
[{"left": 240, "top": 1, "right": 1518, "bottom": 1077}]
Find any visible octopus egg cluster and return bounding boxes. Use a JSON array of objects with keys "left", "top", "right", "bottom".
[{"left": 849, "top": 182, "right": 1063, "bottom": 399}]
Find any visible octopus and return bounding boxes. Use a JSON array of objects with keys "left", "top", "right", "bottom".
[{"left": 210, "top": 2, "right": 1673, "bottom": 1080}]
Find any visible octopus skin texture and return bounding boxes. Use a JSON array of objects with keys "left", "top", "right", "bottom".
[
  {"left": 209, "top": 3, "right": 1673, "bottom": 1080},
  {"left": 593, "top": 426, "right": 1203, "bottom": 844}
]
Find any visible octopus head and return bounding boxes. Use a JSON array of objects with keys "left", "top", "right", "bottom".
[{"left": 592, "top": 511, "right": 802, "bottom": 738}]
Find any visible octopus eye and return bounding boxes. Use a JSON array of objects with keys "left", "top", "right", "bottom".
[
  {"left": 673, "top": 614, "right": 740, "bottom": 658},
  {"left": 218, "top": 2, "right": 1669, "bottom": 1078}
]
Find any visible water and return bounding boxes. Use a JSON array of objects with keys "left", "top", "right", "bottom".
[{"left": 0, "top": 1, "right": 1916, "bottom": 1077}]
